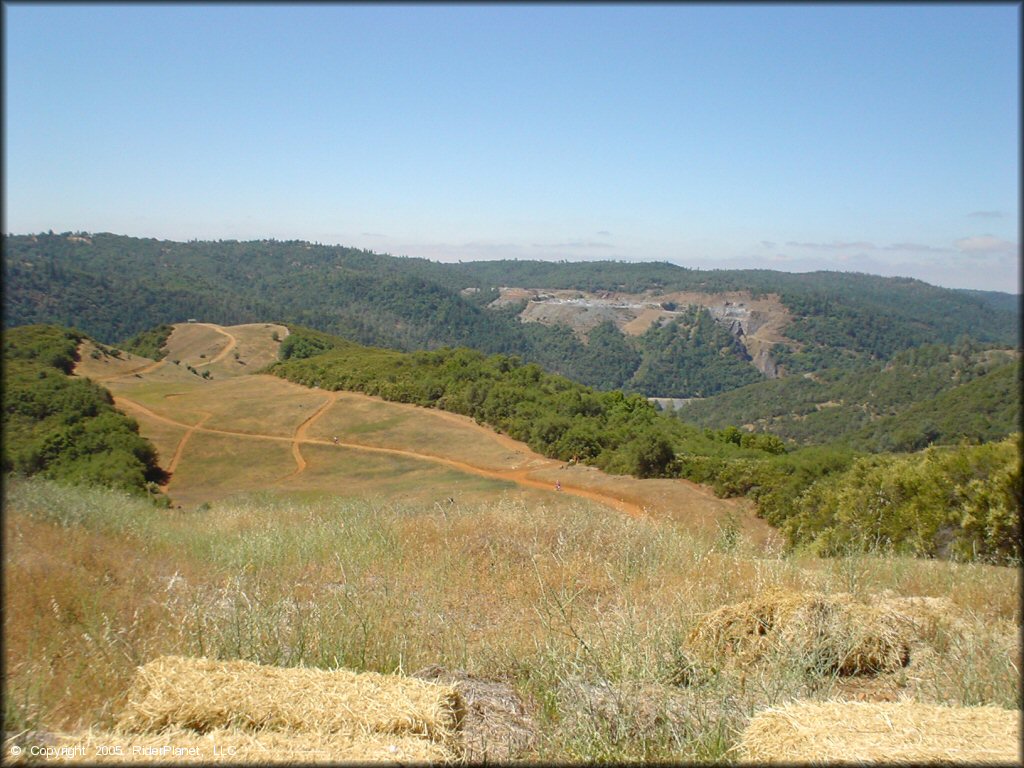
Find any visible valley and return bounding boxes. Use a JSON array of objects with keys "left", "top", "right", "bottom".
[
  {"left": 4, "top": 5, "right": 1019, "bottom": 759},
  {"left": 2, "top": 239, "right": 1019, "bottom": 763},
  {"left": 75, "top": 322, "right": 775, "bottom": 545}
]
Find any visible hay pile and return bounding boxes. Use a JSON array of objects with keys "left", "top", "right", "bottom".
[
  {"left": 738, "top": 700, "right": 1021, "bottom": 764},
  {"left": 686, "top": 590, "right": 912, "bottom": 676},
  {"left": 413, "top": 665, "right": 537, "bottom": 762},
  {"left": 116, "top": 656, "right": 464, "bottom": 742},
  {"left": 13, "top": 656, "right": 465, "bottom": 763}
]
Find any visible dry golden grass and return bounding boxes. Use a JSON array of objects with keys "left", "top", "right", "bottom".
[
  {"left": 280, "top": 443, "right": 519, "bottom": 506},
  {"left": 305, "top": 393, "right": 522, "bottom": 471},
  {"left": 797, "top": 555, "right": 1021, "bottom": 623},
  {"left": 5, "top": 478, "right": 1021, "bottom": 762},
  {"left": 72, "top": 341, "right": 158, "bottom": 382},
  {"left": 109, "top": 375, "right": 323, "bottom": 438},
  {"left": 154, "top": 323, "right": 287, "bottom": 380},
  {"left": 161, "top": 324, "right": 235, "bottom": 370},
  {"left": 187, "top": 376, "right": 327, "bottom": 436},
  {"left": 738, "top": 700, "right": 1021, "bottom": 764},
  {"left": 80, "top": 324, "right": 777, "bottom": 536},
  {"left": 9, "top": 728, "right": 456, "bottom": 764},
  {"left": 205, "top": 322, "right": 289, "bottom": 375},
  {"left": 131, "top": 419, "right": 188, "bottom": 479},
  {"left": 162, "top": 432, "right": 295, "bottom": 505},
  {"left": 527, "top": 463, "right": 779, "bottom": 545},
  {"left": 3, "top": 510, "right": 190, "bottom": 732}
]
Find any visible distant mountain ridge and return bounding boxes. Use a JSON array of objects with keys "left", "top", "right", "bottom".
[{"left": 4, "top": 232, "right": 1018, "bottom": 402}]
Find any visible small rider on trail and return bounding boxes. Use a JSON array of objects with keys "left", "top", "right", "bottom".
[
  {"left": 555, "top": 481, "right": 562, "bottom": 492},
  {"left": 332, "top": 436, "right": 339, "bottom": 444}
]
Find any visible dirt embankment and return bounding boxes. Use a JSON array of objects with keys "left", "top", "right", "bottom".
[{"left": 493, "top": 287, "right": 794, "bottom": 377}]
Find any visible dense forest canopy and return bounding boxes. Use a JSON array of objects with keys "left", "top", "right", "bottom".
[
  {"left": 2, "top": 324, "right": 166, "bottom": 497},
  {"left": 4, "top": 233, "right": 1018, "bottom": 401},
  {"left": 681, "top": 340, "right": 1020, "bottom": 450}
]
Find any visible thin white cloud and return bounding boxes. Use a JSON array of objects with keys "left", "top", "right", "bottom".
[
  {"left": 531, "top": 240, "right": 614, "bottom": 249},
  {"left": 967, "top": 211, "right": 1004, "bottom": 219},
  {"left": 786, "top": 240, "right": 877, "bottom": 250},
  {"left": 777, "top": 238, "right": 1018, "bottom": 259},
  {"left": 761, "top": 240, "right": 776, "bottom": 249},
  {"left": 883, "top": 242, "right": 954, "bottom": 254},
  {"left": 953, "top": 235, "right": 1017, "bottom": 254}
]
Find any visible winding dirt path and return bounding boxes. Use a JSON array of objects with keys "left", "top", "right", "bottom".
[
  {"left": 160, "top": 413, "right": 212, "bottom": 490},
  {"left": 91, "top": 358, "right": 166, "bottom": 382},
  {"left": 113, "top": 394, "right": 646, "bottom": 519},
  {"left": 278, "top": 392, "right": 342, "bottom": 482},
  {"left": 194, "top": 324, "right": 238, "bottom": 367}
]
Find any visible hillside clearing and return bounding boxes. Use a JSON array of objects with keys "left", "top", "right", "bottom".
[{"left": 82, "top": 324, "right": 775, "bottom": 543}]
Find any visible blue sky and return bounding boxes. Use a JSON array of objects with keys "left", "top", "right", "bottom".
[{"left": 4, "top": 3, "right": 1019, "bottom": 292}]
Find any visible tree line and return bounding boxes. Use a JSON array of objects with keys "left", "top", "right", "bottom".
[{"left": 2, "top": 324, "right": 167, "bottom": 499}]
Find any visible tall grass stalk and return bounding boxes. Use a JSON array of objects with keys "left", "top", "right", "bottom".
[{"left": 4, "top": 476, "right": 1020, "bottom": 759}]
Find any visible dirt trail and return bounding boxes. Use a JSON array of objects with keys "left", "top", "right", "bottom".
[
  {"left": 329, "top": 390, "right": 529, "bottom": 461},
  {"left": 113, "top": 394, "right": 646, "bottom": 518},
  {"left": 279, "top": 392, "right": 342, "bottom": 482},
  {"left": 161, "top": 414, "right": 212, "bottom": 490},
  {"left": 194, "top": 324, "right": 238, "bottom": 367},
  {"left": 90, "top": 358, "right": 166, "bottom": 382}
]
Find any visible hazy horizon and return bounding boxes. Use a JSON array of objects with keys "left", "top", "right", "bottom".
[{"left": 4, "top": 4, "right": 1019, "bottom": 292}]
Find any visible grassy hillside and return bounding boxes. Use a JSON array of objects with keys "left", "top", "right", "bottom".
[
  {"left": 2, "top": 324, "right": 166, "bottom": 497},
  {"left": 267, "top": 326, "right": 790, "bottom": 480},
  {"left": 5, "top": 233, "right": 1018, "bottom": 398},
  {"left": 680, "top": 341, "right": 1020, "bottom": 450},
  {"left": 5, "top": 322, "right": 1019, "bottom": 758},
  {"left": 269, "top": 326, "right": 1019, "bottom": 563},
  {"left": 5, "top": 476, "right": 1019, "bottom": 757}
]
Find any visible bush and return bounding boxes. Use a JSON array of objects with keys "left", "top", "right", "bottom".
[{"left": 783, "top": 436, "right": 1020, "bottom": 564}]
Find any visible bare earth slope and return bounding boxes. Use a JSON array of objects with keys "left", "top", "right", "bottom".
[
  {"left": 494, "top": 287, "right": 793, "bottom": 377},
  {"left": 75, "top": 323, "right": 779, "bottom": 549}
]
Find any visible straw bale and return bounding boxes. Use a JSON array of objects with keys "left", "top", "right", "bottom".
[
  {"left": 738, "top": 700, "right": 1021, "bottom": 764},
  {"left": 115, "top": 656, "right": 464, "bottom": 744},
  {"left": 686, "top": 590, "right": 911, "bottom": 676},
  {"left": 413, "top": 665, "right": 537, "bottom": 761},
  {"left": 7, "top": 727, "right": 458, "bottom": 764}
]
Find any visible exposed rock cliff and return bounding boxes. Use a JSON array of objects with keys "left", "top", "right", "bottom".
[{"left": 491, "top": 287, "right": 793, "bottom": 378}]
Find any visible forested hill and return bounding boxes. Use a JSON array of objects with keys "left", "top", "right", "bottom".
[
  {"left": 444, "top": 259, "right": 1019, "bottom": 360},
  {"left": 2, "top": 232, "right": 523, "bottom": 353},
  {"left": 680, "top": 340, "right": 1020, "bottom": 452},
  {"left": 2, "top": 324, "right": 166, "bottom": 497},
  {"left": 4, "top": 232, "right": 1018, "bottom": 397}
]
